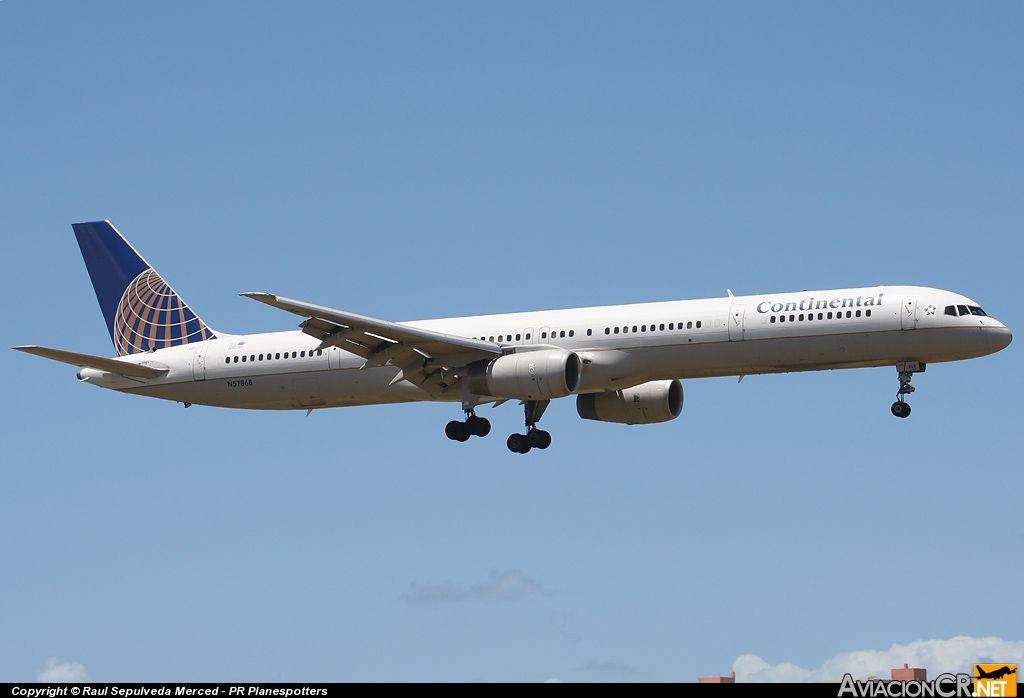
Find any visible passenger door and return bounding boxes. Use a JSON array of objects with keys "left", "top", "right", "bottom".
[
  {"left": 728, "top": 305, "right": 745, "bottom": 341},
  {"left": 901, "top": 297, "right": 918, "bottom": 330},
  {"left": 191, "top": 346, "right": 207, "bottom": 380}
]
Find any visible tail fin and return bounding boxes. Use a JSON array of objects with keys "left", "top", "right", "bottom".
[{"left": 72, "top": 221, "right": 216, "bottom": 356}]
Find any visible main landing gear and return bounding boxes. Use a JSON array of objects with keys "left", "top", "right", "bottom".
[
  {"left": 891, "top": 361, "right": 925, "bottom": 419},
  {"left": 445, "top": 411, "right": 491, "bottom": 442},
  {"left": 507, "top": 399, "right": 552, "bottom": 454},
  {"left": 443, "top": 399, "right": 553, "bottom": 453}
]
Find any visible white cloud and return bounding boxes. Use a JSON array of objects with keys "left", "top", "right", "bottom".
[
  {"left": 733, "top": 636, "right": 1024, "bottom": 683},
  {"left": 37, "top": 657, "right": 89, "bottom": 683},
  {"left": 402, "top": 570, "right": 559, "bottom": 604}
]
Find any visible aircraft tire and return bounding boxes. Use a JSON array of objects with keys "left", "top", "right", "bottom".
[
  {"left": 527, "top": 429, "right": 551, "bottom": 449},
  {"left": 891, "top": 401, "right": 911, "bottom": 418},
  {"left": 446, "top": 420, "right": 470, "bottom": 441},
  {"left": 467, "top": 416, "right": 491, "bottom": 437},
  {"left": 507, "top": 433, "right": 531, "bottom": 454}
]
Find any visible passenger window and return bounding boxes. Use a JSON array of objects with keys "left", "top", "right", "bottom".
[
  {"left": 818, "top": 313, "right": 823, "bottom": 320},
  {"left": 780, "top": 315, "right": 785, "bottom": 323},
  {"left": 641, "top": 325, "right": 647, "bottom": 332},
  {"left": 516, "top": 334, "right": 521, "bottom": 341},
  {"left": 560, "top": 331, "right": 565, "bottom": 338},
  {"left": 632, "top": 326, "right": 637, "bottom": 333},
  {"left": 250, "top": 355, "right": 255, "bottom": 362},
  {"left": 276, "top": 353, "right": 280, "bottom": 359},
  {"left": 865, "top": 309, "right": 871, "bottom": 317},
  {"left": 957, "top": 305, "right": 970, "bottom": 316},
  {"left": 614, "top": 327, "right": 620, "bottom": 334},
  {"left": 292, "top": 352, "right": 297, "bottom": 358},
  {"left": 668, "top": 323, "right": 674, "bottom": 330},
  {"left": 259, "top": 354, "right": 264, "bottom": 361},
  {"left": 659, "top": 324, "right": 665, "bottom": 331},
  {"left": 770, "top": 316, "right": 776, "bottom": 323},
  {"left": 234, "top": 356, "right": 239, "bottom": 363},
  {"left": 604, "top": 328, "right": 609, "bottom": 334},
  {"left": 587, "top": 329, "right": 592, "bottom": 336},
  {"left": 569, "top": 330, "right": 574, "bottom": 337},
  {"left": 945, "top": 305, "right": 957, "bottom": 316},
  {"left": 525, "top": 333, "right": 531, "bottom": 340},
  {"left": 225, "top": 357, "right": 230, "bottom": 364},
  {"left": 242, "top": 355, "right": 247, "bottom": 362},
  {"left": 827, "top": 312, "right": 833, "bottom": 319},
  {"left": 799, "top": 314, "right": 804, "bottom": 321},
  {"left": 489, "top": 336, "right": 494, "bottom": 342},
  {"left": 317, "top": 349, "right": 323, "bottom": 355},
  {"left": 846, "top": 311, "right": 852, "bottom": 318},
  {"left": 696, "top": 321, "right": 701, "bottom": 328},
  {"left": 789, "top": 315, "right": 794, "bottom": 322},
  {"left": 856, "top": 310, "right": 861, "bottom": 317},
  {"left": 541, "top": 332, "right": 547, "bottom": 339}
]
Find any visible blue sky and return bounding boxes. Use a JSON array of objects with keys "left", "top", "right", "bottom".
[{"left": 2, "top": 1, "right": 1021, "bottom": 682}]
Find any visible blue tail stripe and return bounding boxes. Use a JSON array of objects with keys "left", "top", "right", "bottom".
[{"left": 74, "top": 221, "right": 150, "bottom": 345}]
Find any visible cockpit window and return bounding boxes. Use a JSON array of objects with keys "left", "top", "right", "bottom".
[
  {"left": 968, "top": 306, "right": 988, "bottom": 316},
  {"left": 957, "top": 305, "right": 970, "bottom": 317},
  {"left": 944, "top": 305, "right": 957, "bottom": 316}
]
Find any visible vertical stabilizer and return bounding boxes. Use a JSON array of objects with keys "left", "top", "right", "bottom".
[{"left": 72, "top": 221, "right": 216, "bottom": 356}]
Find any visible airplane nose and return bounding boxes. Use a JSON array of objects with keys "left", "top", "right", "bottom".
[{"left": 986, "top": 326, "right": 1012, "bottom": 353}]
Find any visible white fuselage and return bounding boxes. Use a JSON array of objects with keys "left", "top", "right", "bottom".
[{"left": 79, "top": 285, "right": 1011, "bottom": 410}]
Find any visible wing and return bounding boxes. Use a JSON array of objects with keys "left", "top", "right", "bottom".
[
  {"left": 13, "top": 345, "right": 169, "bottom": 378},
  {"left": 240, "top": 292, "right": 501, "bottom": 395}
]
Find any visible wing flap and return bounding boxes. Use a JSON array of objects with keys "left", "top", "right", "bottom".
[
  {"left": 13, "top": 345, "right": 169, "bottom": 377},
  {"left": 241, "top": 292, "right": 501, "bottom": 365}
]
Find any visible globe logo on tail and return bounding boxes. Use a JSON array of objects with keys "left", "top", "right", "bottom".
[{"left": 113, "top": 268, "right": 215, "bottom": 356}]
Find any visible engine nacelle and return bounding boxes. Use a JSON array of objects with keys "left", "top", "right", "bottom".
[
  {"left": 576, "top": 379, "right": 683, "bottom": 425},
  {"left": 468, "top": 349, "right": 582, "bottom": 400}
]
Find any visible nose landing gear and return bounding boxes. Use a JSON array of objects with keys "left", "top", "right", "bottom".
[{"left": 891, "top": 361, "right": 925, "bottom": 418}]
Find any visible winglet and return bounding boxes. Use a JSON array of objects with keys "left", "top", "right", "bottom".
[{"left": 241, "top": 292, "right": 305, "bottom": 317}]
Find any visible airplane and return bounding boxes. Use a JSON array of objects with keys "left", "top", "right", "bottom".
[
  {"left": 975, "top": 666, "right": 1017, "bottom": 681},
  {"left": 14, "top": 221, "right": 1013, "bottom": 454}
]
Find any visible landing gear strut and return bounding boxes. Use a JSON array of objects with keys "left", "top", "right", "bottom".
[
  {"left": 891, "top": 361, "right": 925, "bottom": 419},
  {"left": 507, "top": 399, "right": 552, "bottom": 454},
  {"left": 445, "top": 410, "right": 491, "bottom": 442}
]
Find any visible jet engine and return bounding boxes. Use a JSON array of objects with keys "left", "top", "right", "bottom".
[
  {"left": 468, "top": 349, "right": 582, "bottom": 400},
  {"left": 576, "top": 379, "right": 683, "bottom": 425}
]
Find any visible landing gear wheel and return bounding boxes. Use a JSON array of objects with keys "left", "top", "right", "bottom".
[
  {"left": 467, "top": 415, "right": 491, "bottom": 437},
  {"left": 891, "top": 401, "right": 911, "bottom": 418},
  {"left": 507, "top": 433, "right": 531, "bottom": 454},
  {"left": 446, "top": 420, "right": 471, "bottom": 441},
  {"left": 527, "top": 429, "right": 551, "bottom": 449}
]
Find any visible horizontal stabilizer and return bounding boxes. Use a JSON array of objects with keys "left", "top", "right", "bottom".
[{"left": 13, "top": 345, "right": 169, "bottom": 378}]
